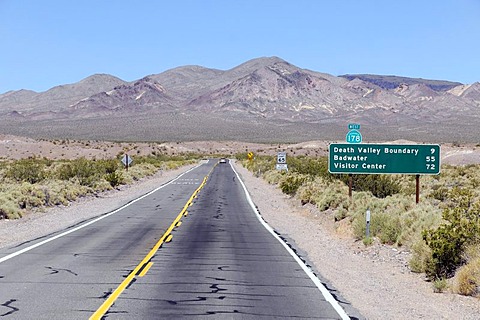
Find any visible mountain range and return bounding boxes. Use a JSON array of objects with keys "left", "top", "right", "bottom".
[{"left": 1, "top": 57, "right": 479, "bottom": 143}]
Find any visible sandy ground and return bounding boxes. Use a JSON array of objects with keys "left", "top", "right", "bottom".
[
  {"left": 0, "top": 160, "right": 479, "bottom": 319},
  {"left": 1, "top": 134, "right": 479, "bottom": 165}
]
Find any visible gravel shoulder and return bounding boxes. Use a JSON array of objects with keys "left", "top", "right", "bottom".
[{"left": 1, "top": 161, "right": 479, "bottom": 319}]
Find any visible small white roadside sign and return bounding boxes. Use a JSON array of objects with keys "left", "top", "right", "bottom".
[{"left": 121, "top": 154, "right": 133, "bottom": 169}]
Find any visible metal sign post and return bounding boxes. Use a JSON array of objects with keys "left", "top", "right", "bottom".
[
  {"left": 366, "top": 209, "right": 371, "bottom": 238},
  {"left": 416, "top": 174, "right": 420, "bottom": 204}
]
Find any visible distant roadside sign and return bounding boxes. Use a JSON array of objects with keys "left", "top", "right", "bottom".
[
  {"left": 247, "top": 152, "right": 254, "bottom": 160},
  {"left": 277, "top": 152, "right": 286, "bottom": 164},
  {"left": 329, "top": 143, "right": 440, "bottom": 175},
  {"left": 121, "top": 154, "right": 133, "bottom": 167},
  {"left": 276, "top": 152, "right": 288, "bottom": 171}
]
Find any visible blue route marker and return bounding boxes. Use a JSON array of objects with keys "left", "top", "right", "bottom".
[{"left": 346, "top": 129, "right": 362, "bottom": 144}]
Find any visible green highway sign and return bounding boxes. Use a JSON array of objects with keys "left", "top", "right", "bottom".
[{"left": 329, "top": 143, "right": 441, "bottom": 175}]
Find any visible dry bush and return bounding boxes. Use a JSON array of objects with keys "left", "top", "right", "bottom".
[
  {"left": 122, "top": 163, "right": 157, "bottom": 183},
  {"left": 453, "top": 244, "right": 480, "bottom": 297},
  {"left": 263, "top": 170, "right": 283, "bottom": 185},
  {"left": 409, "top": 239, "right": 433, "bottom": 273},
  {"left": 454, "top": 259, "right": 480, "bottom": 297},
  {"left": 0, "top": 156, "right": 195, "bottom": 220}
]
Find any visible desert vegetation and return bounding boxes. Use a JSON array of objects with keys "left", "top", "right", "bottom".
[
  {"left": 239, "top": 154, "right": 480, "bottom": 297},
  {"left": 0, "top": 154, "right": 197, "bottom": 220}
]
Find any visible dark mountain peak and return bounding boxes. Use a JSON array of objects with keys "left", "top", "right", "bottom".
[
  {"left": 339, "top": 74, "right": 462, "bottom": 92},
  {"left": 131, "top": 76, "right": 166, "bottom": 93}
]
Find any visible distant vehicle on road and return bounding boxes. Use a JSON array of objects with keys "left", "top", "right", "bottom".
[{"left": 219, "top": 158, "right": 227, "bottom": 163}]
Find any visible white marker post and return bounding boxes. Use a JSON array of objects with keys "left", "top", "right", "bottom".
[{"left": 366, "top": 208, "right": 371, "bottom": 238}]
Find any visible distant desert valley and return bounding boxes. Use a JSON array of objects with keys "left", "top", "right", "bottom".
[{"left": 1, "top": 57, "right": 479, "bottom": 143}]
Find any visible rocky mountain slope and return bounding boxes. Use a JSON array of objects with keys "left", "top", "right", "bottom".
[{"left": 0, "top": 57, "right": 479, "bottom": 142}]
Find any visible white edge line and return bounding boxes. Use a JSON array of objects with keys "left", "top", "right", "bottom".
[
  {"left": 230, "top": 161, "right": 350, "bottom": 320},
  {"left": 0, "top": 164, "right": 202, "bottom": 264}
]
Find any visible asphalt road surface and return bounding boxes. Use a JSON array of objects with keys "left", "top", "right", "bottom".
[{"left": 0, "top": 160, "right": 350, "bottom": 319}]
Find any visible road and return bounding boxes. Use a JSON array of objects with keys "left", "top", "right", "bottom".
[{"left": 0, "top": 160, "right": 349, "bottom": 319}]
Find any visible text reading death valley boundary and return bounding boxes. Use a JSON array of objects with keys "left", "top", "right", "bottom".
[{"left": 329, "top": 143, "right": 440, "bottom": 175}]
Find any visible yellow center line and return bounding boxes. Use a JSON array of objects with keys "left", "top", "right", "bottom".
[
  {"left": 139, "top": 262, "right": 153, "bottom": 277},
  {"left": 90, "top": 167, "right": 214, "bottom": 320}
]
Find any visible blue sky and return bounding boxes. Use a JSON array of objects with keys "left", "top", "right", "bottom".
[{"left": 1, "top": 0, "right": 479, "bottom": 93}]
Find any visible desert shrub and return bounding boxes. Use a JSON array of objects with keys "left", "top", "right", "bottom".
[
  {"left": 263, "top": 170, "right": 283, "bottom": 185},
  {"left": 18, "top": 183, "right": 47, "bottom": 208},
  {"left": 430, "top": 185, "right": 449, "bottom": 201},
  {"left": 56, "top": 158, "right": 97, "bottom": 186},
  {"left": 454, "top": 255, "right": 480, "bottom": 297},
  {"left": 288, "top": 156, "right": 330, "bottom": 179},
  {"left": 363, "top": 236, "right": 374, "bottom": 246},
  {"left": 0, "top": 197, "right": 23, "bottom": 219},
  {"left": 0, "top": 155, "right": 197, "bottom": 220},
  {"left": 433, "top": 278, "right": 448, "bottom": 293},
  {"left": 41, "top": 180, "right": 92, "bottom": 205},
  {"left": 162, "top": 160, "right": 194, "bottom": 170},
  {"left": 453, "top": 243, "right": 480, "bottom": 296},
  {"left": 422, "top": 188, "right": 480, "bottom": 279},
  {"left": 396, "top": 203, "right": 441, "bottom": 247},
  {"left": 55, "top": 158, "right": 123, "bottom": 187},
  {"left": 104, "top": 171, "right": 123, "bottom": 187},
  {"left": 350, "top": 194, "right": 426, "bottom": 245},
  {"left": 97, "top": 159, "right": 119, "bottom": 174},
  {"left": 409, "top": 239, "right": 433, "bottom": 273},
  {"left": 5, "top": 158, "right": 46, "bottom": 184},
  {"left": 279, "top": 173, "right": 310, "bottom": 195},
  {"left": 353, "top": 210, "right": 402, "bottom": 244},
  {"left": 311, "top": 180, "right": 349, "bottom": 211},
  {"left": 296, "top": 178, "right": 320, "bottom": 205},
  {"left": 375, "top": 214, "right": 402, "bottom": 244},
  {"left": 339, "top": 174, "right": 401, "bottom": 198},
  {"left": 122, "top": 163, "right": 158, "bottom": 183},
  {"left": 295, "top": 176, "right": 332, "bottom": 204},
  {"left": 243, "top": 156, "right": 276, "bottom": 176}
]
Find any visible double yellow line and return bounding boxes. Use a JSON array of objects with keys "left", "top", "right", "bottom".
[{"left": 90, "top": 175, "right": 209, "bottom": 319}]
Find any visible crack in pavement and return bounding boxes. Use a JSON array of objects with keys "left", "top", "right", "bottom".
[
  {"left": 45, "top": 266, "right": 78, "bottom": 276},
  {"left": 1, "top": 299, "right": 19, "bottom": 316}
]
